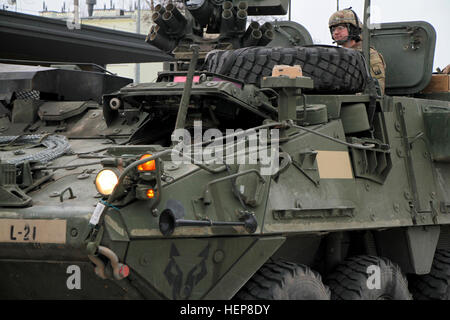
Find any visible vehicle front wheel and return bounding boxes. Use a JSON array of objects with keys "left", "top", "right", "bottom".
[{"left": 235, "top": 259, "right": 330, "bottom": 300}]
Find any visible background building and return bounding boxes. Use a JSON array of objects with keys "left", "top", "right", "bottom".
[{"left": 40, "top": 2, "right": 165, "bottom": 83}]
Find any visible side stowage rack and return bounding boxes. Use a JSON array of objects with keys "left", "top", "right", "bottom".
[{"left": 422, "top": 105, "right": 450, "bottom": 163}]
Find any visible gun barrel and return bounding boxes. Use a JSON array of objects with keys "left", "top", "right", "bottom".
[
  {"left": 146, "top": 29, "right": 176, "bottom": 53},
  {"left": 152, "top": 11, "right": 168, "bottom": 33},
  {"left": 166, "top": 3, "right": 187, "bottom": 25},
  {"left": 260, "top": 22, "right": 274, "bottom": 34},
  {"left": 162, "top": 3, "right": 187, "bottom": 35},
  {"left": 154, "top": 3, "right": 165, "bottom": 14},
  {"left": 238, "top": 1, "right": 249, "bottom": 11},
  {"left": 259, "top": 29, "right": 274, "bottom": 46},
  {"left": 153, "top": 24, "right": 164, "bottom": 35},
  {"left": 236, "top": 9, "right": 248, "bottom": 32},
  {"left": 243, "top": 28, "right": 262, "bottom": 47},
  {"left": 222, "top": 1, "right": 233, "bottom": 11},
  {"left": 186, "top": 0, "right": 213, "bottom": 27},
  {"left": 244, "top": 21, "right": 260, "bottom": 35},
  {"left": 242, "top": 21, "right": 261, "bottom": 47},
  {"left": 221, "top": 9, "right": 235, "bottom": 34},
  {"left": 163, "top": 11, "right": 181, "bottom": 34}
]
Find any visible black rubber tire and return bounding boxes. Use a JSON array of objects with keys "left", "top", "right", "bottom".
[
  {"left": 326, "top": 255, "right": 412, "bottom": 300},
  {"left": 409, "top": 250, "right": 450, "bottom": 300},
  {"left": 205, "top": 46, "right": 368, "bottom": 93},
  {"left": 235, "top": 260, "right": 331, "bottom": 300}
]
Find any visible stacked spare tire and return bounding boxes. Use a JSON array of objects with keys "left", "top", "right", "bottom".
[{"left": 205, "top": 45, "right": 369, "bottom": 94}]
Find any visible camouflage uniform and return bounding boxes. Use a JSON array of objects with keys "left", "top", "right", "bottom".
[
  {"left": 351, "top": 41, "right": 386, "bottom": 95},
  {"left": 329, "top": 9, "right": 386, "bottom": 94}
]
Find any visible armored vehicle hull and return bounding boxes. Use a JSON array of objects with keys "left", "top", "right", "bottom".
[{"left": 0, "top": 0, "right": 449, "bottom": 300}]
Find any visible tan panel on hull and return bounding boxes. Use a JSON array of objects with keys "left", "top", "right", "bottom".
[
  {"left": 316, "top": 151, "right": 354, "bottom": 179},
  {"left": 0, "top": 219, "right": 67, "bottom": 244}
]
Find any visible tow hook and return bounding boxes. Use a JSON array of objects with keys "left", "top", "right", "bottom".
[{"left": 88, "top": 245, "right": 129, "bottom": 280}]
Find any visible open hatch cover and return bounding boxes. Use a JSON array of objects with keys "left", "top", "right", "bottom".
[{"left": 370, "top": 21, "right": 436, "bottom": 95}]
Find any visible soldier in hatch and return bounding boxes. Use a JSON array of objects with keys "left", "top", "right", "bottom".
[{"left": 329, "top": 8, "right": 386, "bottom": 95}]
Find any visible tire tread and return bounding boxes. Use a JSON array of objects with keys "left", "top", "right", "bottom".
[
  {"left": 235, "top": 260, "right": 331, "bottom": 300},
  {"left": 206, "top": 45, "right": 367, "bottom": 93}
]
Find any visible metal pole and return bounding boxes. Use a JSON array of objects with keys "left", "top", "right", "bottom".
[
  {"left": 363, "top": 0, "right": 371, "bottom": 68},
  {"left": 135, "top": 0, "right": 141, "bottom": 84},
  {"left": 173, "top": 45, "right": 199, "bottom": 133},
  {"left": 288, "top": 0, "right": 291, "bottom": 21},
  {"left": 136, "top": 0, "right": 141, "bottom": 35},
  {"left": 74, "top": 0, "right": 79, "bottom": 20},
  {"left": 337, "top": 0, "right": 339, "bottom": 11}
]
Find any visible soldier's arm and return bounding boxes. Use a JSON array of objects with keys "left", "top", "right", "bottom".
[{"left": 370, "top": 50, "right": 386, "bottom": 95}]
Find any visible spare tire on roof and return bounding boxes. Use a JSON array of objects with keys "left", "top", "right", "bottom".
[{"left": 205, "top": 45, "right": 368, "bottom": 94}]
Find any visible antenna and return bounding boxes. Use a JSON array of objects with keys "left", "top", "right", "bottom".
[
  {"left": 135, "top": 0, "right": 141, "bottom": 84},
  {"left": 337, "top": 0, "right": 339, "bottom": 11},
  {"left": 363, "top": 0, "right": 371, "bottom": 67},
  {"left": 289, "top": 0, "right": 291, "bottom": 21}
]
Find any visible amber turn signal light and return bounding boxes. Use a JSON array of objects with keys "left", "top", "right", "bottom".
[
  {"left": 137, "top": 154, "right": 156, "bottom": 172},
  {"left": 146, "top": 189, "right": 155, "bottom": 199}
]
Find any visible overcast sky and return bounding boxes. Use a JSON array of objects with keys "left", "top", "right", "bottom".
[{"left": 1, "top": 0, "right": 448, "bottom": 69}]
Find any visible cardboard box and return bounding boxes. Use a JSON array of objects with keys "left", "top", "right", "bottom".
[
  {"left": 272, "top": 65, "right": 303, "bottom": 79},
  {"left": 422, "top": 74, "right": 450, "bottom": 93}
]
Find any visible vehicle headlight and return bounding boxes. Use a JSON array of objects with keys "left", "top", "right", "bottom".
[{"left": 95, "top": 169, "right": 119, "bottom": 196}]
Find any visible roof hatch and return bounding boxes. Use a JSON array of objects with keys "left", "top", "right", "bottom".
[{"left": 370, "top": 21, "right": 436, "bottom": 95}]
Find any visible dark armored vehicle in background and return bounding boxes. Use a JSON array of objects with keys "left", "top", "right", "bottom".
[{"left": 0, "top": 0, "right": 449, "bottom": 300}]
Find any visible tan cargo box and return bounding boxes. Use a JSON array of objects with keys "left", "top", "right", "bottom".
[
  {"left": 422, "top": 74, "right": 450, "bottom": 93},
  {"left": 272, "top": 65, "right": 303, "bottom": 79}
]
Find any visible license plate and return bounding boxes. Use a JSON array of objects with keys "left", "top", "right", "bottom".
[{"left": 0, "top": 219, "right": 67, "bottom": 244}]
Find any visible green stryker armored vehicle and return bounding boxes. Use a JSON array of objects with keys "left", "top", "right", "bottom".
[{"left": 0, "top": 0, "right": 449, "bottom": 300}]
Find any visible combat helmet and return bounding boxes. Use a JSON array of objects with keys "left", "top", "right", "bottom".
[{"left": 329, "top": 8, "right": 363, "bottom": 44}]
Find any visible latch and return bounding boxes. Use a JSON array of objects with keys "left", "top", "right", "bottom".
[{"left": 406, "top": 26, "right": 422, "bottom": 51}]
